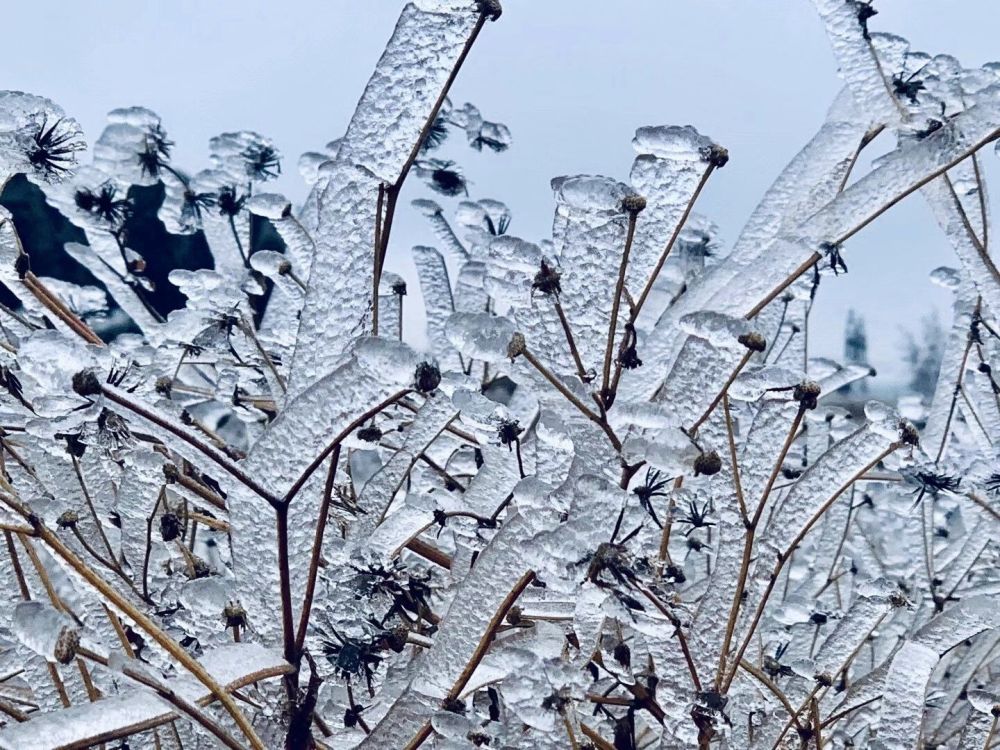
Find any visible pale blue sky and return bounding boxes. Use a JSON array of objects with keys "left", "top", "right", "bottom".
[{"left": 6, "top": 1, "right": 998, "bottom": 383}]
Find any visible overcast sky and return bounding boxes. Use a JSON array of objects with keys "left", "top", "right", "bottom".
[{"left": 6, "top": 1, "right": 998, "bottom": 384}]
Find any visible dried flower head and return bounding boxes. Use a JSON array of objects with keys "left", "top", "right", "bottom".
[
  {"left": 414, "top": 362, "right": 441, "bottom": 393},
  {"left": 693, "top": 450, "right": 722, "bottom": 476},
  {"left": 738, "top": 331, "right": 766, "bottom": 353}
]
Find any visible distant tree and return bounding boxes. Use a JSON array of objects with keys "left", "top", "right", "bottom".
[{"left": 902, "top": 311, "right": 946, "bottom": 398}]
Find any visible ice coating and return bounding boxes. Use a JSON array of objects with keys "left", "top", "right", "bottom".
[{"left": 445, "top": 311, "right": 515, "bottom": 362}]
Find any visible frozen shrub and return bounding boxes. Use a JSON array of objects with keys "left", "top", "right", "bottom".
[{"left": 0, "top": 1, "right": 996, "bottom": 748}]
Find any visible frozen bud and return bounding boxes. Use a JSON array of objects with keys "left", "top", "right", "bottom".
[
  {"left": 507, "top": 332, "right": 526, "bottom": 360},
  {"left": 391, "top": 280, "right": 407, "bottom": 296},
  {"left": 477, "top": 0, "right": 502, "bottom": 21},
  {"left": 162, "top": 463, "right": 180, "bottom": 482},
  {"left": 898, "top": 419, "right": 919, "bottom": 446},
  {"left": 621, "top": 194, "right": 647, "bottom": 214},
  {"left": 277, "top": 259, "right": 292, "bottom": 275},
  {"left": 159, "top": 512, "right": 182, "bottom": 542},
  {"left": 72, "top": 370, "right": 103, "bottom": 397},
  {"left": 738, "top": 331, "right": 766, "bottom": 353},
  {"left": 53, "top": 626, "right": 80, "bottom": 665},
  {"left": 56, "top": 510, "right": 79, "bottom": 529},
  {"left": 414, "top": 362, "right": 441, "bottom": 393},
  {"left": 701, "top": 144, "right": 729, "bottom": 168},
  {"left": 693, "top": 450, "right": 722, "bottom": 476},
  {"left": 793, "top": 380, "right": 821, "bottom": 410}
]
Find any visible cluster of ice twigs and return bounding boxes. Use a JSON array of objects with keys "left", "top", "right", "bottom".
[{"left": 0, "top": 1, "right": 997, "bottom": 748}]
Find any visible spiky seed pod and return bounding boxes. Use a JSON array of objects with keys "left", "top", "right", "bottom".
[
  {"left": 532, "top": 260, "right": 562, "bottom": 296},
  {"left": 693, "top": 450, "right": 722, "bottom": 476},
  {"left": 738, "top": 331, "right": 766, "bottom": 353},
  {"left": 414, "top": 362, "right": 441, "bottom": 393},
  {"left": 497, "top": 418, "right": 522, "bottom": 448}
]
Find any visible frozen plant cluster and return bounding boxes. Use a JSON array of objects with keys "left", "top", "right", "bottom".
[{"left": 0, "top": 0, "right": 997, "bottom": 748}]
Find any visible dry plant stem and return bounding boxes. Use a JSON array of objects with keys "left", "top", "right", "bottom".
[
  {"left": 580, "top": 723, "right": 617, "bottom": 750},
  {"left": 935, "top": 327, "right": 975, "bottom": 463},
  {"left": 553, "top": 297, "right": 591, "bottom": 382},
  {"left": 73, "top": 454, "right": 118, "bottom": 562},
  {"left": 721, "top": 443, "right": 900, "bottom": 692},
  {"left": 602, "top": 211, "right": 640, "bottom": 396},
  {"left": 748, "top": 129, "right": 1000, "bottom": 320},
  {"left": 372, "top": 9, "right": 492, "bottom": 331},
  {"left": 966, "top": 491, "right": 1000, "bottom": 523},
  {"left": 971, "top": 153, "right": 989, "bottom": 249},
  {"left": 635, "top": 584, "right": 701, "bottom": 694},
  {"left": 406, "top": 537, "right": 453, "bottom": 569},
  {"left": 715, "top": 407, "right": 804, "bottom": 690},
  {"left": 632, "top": 162, "right": 716, "bottom": 318},
  {"left": 275, "top": 504, "right": 297, "bottom": 687},
  {"left": 21, "top": 271, "right": 103, "bottom": 345},
  {"left": 172, "top": 470, "right": 227, "bottom": 511},
  {"left": 294, "top": 445, "right": 341, "bottom": 656},
  {"left": 688, "top": 349, "right": 754, "bottom": 437},
  {"left": 723, "top": 394, "right": 750, "bottom": 524},
  {"left": 0, "top": 492, "right": 268, "bottom": 750},
  {"left": 738, "top": 659, "right": 804, "bottom": 735},
  {"left": 943, "top": 169, "right": 998, "bottom": 284},
  {"left": 405, "top": 570, "right": 535, "bottom": 750},
  {"left": 77, "top": 646, "right": 246, "bottom": 750},
  {"left": 520, "top": 347, "right": 622, "bottom": 452},
  {"left": 240, "top": 317, "right": 287, "bottom": 393},
  {"left": 372, "top": 183, "right": 385, "bottom": 336},
  {"left": 811, "top": 697, "right": 823, "bottom": 749},
  {"left": 282, "top": 389, "right": 411, "bottom": 504},
  {"left": 100, "top": 383, "right": 281, "bottom": 507}
]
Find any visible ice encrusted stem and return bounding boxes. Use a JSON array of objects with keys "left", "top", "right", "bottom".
[{"left": 0, "top": 491, "right": 269, "bottom": 750}]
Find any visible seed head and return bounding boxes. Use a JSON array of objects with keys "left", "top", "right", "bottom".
[
  {"left": 53, "top": 627, "right": 80, "bottom": 665},
  {"left": 56, "top": 510, "right": 79, "bottom": 529},
  {"left": 898, "top": 419, "right": 919, "bottom": 446},
  {"left": 793, "top": 380, "right": 821, "bottom": 410},
  {"left": 532, "top": 260, "right": 562, "bottom": 296},
  {"left": 621, "top": 194, "right": 647, "bottom": 214},
  {"left": 507, "top": 332, "right": 526, "bottom": 360},
  {"left": 477, "top": 0, "right": 503, "bottom": 21},
  {"left": 700, "top": 144, "right": 729, "bottom": 168},
  {"left": 72, "top": 370, "right": 103, "bottom": 397},
  {"left": 738, "top": 331, "right": 766, "bottom": 353},
  {"left": 693, "top": 450, "right": 722, "bottom": 476},
  {"left": 414, "top": 362, "right": 441, "bottom": 393},
  {"left": 223, "top": 601, "right": 248, "bottom": 629},
  {"left": 357, "top": 424, "right": 383, "bottom": 443},
  {"left": 159, "top": 512, "right": 182, "bottom": 542}
]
